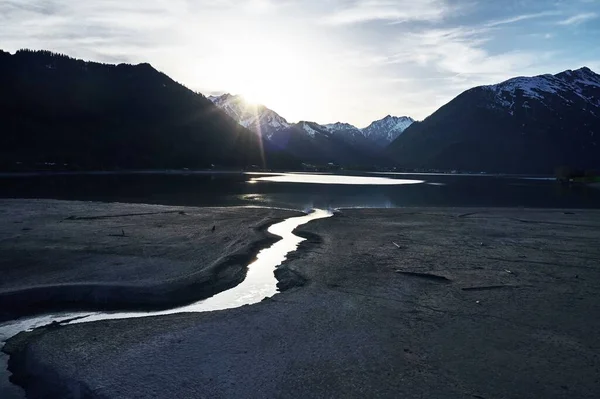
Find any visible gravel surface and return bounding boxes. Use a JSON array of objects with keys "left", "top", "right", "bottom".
[
  {"left": 4, "top": 207, "right": 600, "bottom": 398},
  {"left": 0, "top": 199, "right": 300, "bottom": 320}
]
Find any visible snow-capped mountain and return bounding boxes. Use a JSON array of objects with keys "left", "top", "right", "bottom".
[
  {"left": 323, "top": 119, "right": 415, "bottom": 147},
  {"left": 209, "top": 94, "right": 414, "bottom": 148},
  {"left": 208, "top": 94, "right": 290, "bottom": 139},
  {"left": 482, "top": 66, "right": 600, "bottom": 114},
  {"left": 387, "top": 67, "right": 600, "bottom": 173},
  {"left": 322, "top": 122, "right": 371, "bottom": 146},
  {"left": 298, "top": 121, "right": 321, "bottom": 138},
  {"left": 323, "top": 122, "right": 362, "bottom": 133},
  {"left": 362, "top": 115, "right": 415, "bottom": 147},
  {"left": 266, "top": 120, "right": 382, "bottom": 165},
  {"left": 208, "top": 93, "right": 413, "bottom": 165}
]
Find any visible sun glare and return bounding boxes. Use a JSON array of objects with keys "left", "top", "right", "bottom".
[
  {"left": 239, "top": 90, "right": 262, "bottom": 106},
  {"left": 218, "top": 35, "right": 317, "bottom": 120},
  {"left": 235, "top": 63, "right": 308, "bottom": 115}
]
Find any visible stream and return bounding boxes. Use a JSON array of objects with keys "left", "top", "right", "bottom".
[{"left": 0, "top": 208, "right": 332, "bottom": 398}]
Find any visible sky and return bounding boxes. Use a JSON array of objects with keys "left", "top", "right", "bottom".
[{"left": 2, "top": 0, "right": 599, "bottom": 127}]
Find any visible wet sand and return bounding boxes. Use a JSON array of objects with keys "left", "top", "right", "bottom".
[
  {"left": 0, "top": 199, "right": 300, "bottom": 321},
  {"left": 4, "top": 207, "right": 600, "bottom": 398}
]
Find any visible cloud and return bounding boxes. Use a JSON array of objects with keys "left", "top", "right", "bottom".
[
  {"left": 557, "top": 12, "right": 598, "bottom": 25},
  {"left": 377, "top": 25, "right": 562, "bottom": 104},
  {"left": 485, "top": 11, "right": 560, "bottom": 27},
  {"left": 322, "top": 0, "right": 452, "bottom": 25},
  {"left": 0, "top": 1, "right": 185, "bottom": 62},
  {"left": 1, "top": 0, "right": 598, "bottom": 124},
  {"left": 391, "top": 28, "right": 522, "bottom": 73}
]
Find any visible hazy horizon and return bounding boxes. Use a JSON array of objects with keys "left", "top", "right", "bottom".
[{"left": 2, "top": 0, "right": 599, "bottom": 126}]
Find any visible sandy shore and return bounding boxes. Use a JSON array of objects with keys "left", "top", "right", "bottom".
[
  {"left": 0, "top": 199, "right": 300, "bottom": 321},
  {"left": 4, "top": 207, "right": 600, "bottom": 398}
]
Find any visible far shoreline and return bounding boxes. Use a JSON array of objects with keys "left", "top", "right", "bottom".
[{"left": 0, "top": 169, "right": 558, "bottom": 178}]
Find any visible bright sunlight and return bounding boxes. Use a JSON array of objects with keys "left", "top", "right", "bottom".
[{"left": 209, "top": 33, "right": 319, "bottom": 121}]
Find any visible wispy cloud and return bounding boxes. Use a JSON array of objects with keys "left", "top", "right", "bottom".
[
  {"left": 390, "top": 29, "right": 486, "bottom": 70},
  {"left": 0, "top": 0, "right": 185, "bottom": 62},
  {"left": 1, "top": 0, "right": 598, "bottom": 124},
  {"left": 557, "top": 12, "right": 598, "bottom": 25},
  {"left": 381, "top": 26, "right": 560, "bottom": 93},
  {"left": 322, "top": 0, "right": 452, "bottom": 25},
  {"left": 485, "top": 11, "right": 560, "bottom": 27},
  {"left": 350, "top": 24, "right": 570, "bottom": 119}
]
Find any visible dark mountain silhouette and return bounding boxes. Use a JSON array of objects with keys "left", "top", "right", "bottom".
[
  {"left": 386, "top": 67, "right": 600, "bottom": 174},
  {"left": 267, "top": 121, "right": 382, "bottom": 166},
  {"left": 0, "top": 49, "right": 297, "bottom": 171}
]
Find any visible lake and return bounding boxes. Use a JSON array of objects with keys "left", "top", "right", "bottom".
[{"left": 1, "top": 171, "right": 599, "bottom": 210}]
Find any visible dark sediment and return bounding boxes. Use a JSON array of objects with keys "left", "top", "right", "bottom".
[
  {"left": 5, "top": 207, "right": 600, "bottom": 398},
  {"left": 0, "top": 199, "right": 300, "bottom": 321}
]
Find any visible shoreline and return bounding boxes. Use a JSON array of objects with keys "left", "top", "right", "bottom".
[
  {"left": 0, "top": 169, "right": 558, "bottom": 179},
  {"left": 0, "top": 224, "right": 276, "bottom": 322},
  {"left": 0, "top": 200, "right": 301, "bottom": 322}
]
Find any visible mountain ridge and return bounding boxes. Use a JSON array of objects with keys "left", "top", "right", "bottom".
[
  {"left": 387, "top": 66, "right": 600, "bottom": 173},
  {"left": 362, "top": 115, "right": 415, "bottom": 147},
  {"left": 0, "top": 49, "right": 298, "bottom": 171},
  {"left": 208, "top": 93, "right": 415, "bottom": 148},
  {"left": 3, "top": 49, "right": 597, "bottom": 173}
]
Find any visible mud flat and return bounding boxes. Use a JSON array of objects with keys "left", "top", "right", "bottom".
[
  {"left": 5, "top": 207, "right": 600, "bottom": 398},
  {"left": 0, "top": 199, "right": 300, "bottom": 321}
]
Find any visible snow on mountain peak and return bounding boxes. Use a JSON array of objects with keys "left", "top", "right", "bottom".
[
  {"left": 300, "top": 122, "right": 319, "bottom": 138},
  {"left": 481, "top": 67, "right": 600, "bottom": 112},
  {"left": 208, "top": 93, "right": 415, "bottom": 146},
  {"left": 323, "top": 122, "right": 360, "bottom": 132},
  {"left": 361, "top": 115, "right": 415, "bottom": 146},
  {"left": 208, "top": 93, "right": 290, "bottom": 139}
]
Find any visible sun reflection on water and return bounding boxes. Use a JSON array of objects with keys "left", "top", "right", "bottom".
[{"left": 249, "top": 173, "right": 425, "bottom": 185}]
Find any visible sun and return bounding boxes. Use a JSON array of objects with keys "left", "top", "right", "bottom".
[
  {"left": 220, "top": 38, "right": 317, "bottom": 120},
  {"left": 239, "top": 87, "right": 263, "bottom": 106},
  {"left": 234, "top": 62, "right": 289, "bottom": 106},
  {"left": 234, "top": 64, "right": 312, "bottom": 119}
]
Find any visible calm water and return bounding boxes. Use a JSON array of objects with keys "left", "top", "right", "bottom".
[{"left": 1, "top": 171, "right": 599, "bottom": 209}]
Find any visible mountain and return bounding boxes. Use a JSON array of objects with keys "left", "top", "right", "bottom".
[
  {"left": 267, "top": 121, "right": 382, "bottom": 166},
  {"left": 321, "top": 122, "right": 382, "bottom": 153},
  {"left": 209, "top": 94, "right": 382, "bottom": 165},
  {"left": 0, "top": 49, "right": 297, "bottom": 171},
  {"left": 208, "top": 94, "right": 290, "bottom": 139},
  {"left": 387, "top": 67, "right": 600, "bottom": 174},
  {"left": 312, "top": 117, "right": 415, "bottom": 148},
  {"left": 209, "top": 94, "right": 413, "bottom": 164},
  {"left": 362, "top": 115, "right": 415, "bottom": 147},
  {"left": 324, "top": 122, "right": 361, "bottom": 132}
]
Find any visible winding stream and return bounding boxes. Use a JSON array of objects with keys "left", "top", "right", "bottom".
[{"left": 0, "top": 208, "right": 332, "bottom": 397}]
